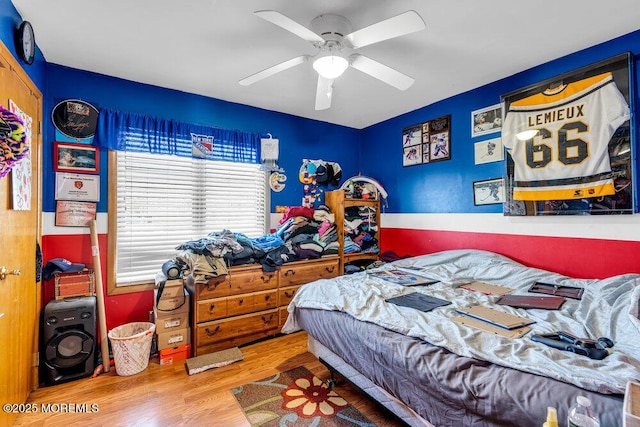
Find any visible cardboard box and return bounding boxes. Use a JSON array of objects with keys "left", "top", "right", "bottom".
[
  {"left": 54, "top": 269, "right": 95, "bottom": 300},
  {"left": 163, "top": 278, "right": 184, "bottom": 287},
  {"left": 157, "top": 327, "right": 191, "bottom": 350},
  {"left": 155, "top": 287, "right": 189, "bottom": 312},
  {"left": 154, "top": 296, "right": 189, "bottom": 320},
  {"left": 153, "top": 309, "right": 190, "bottom": 334},
  {"left": 154, "top": 272, "right": 183, "bottom": 288},
  {"left": 159, "top": 344, "right": 191, "bottom": 365},
  {"left": 154, "top": 284, "right": 184, "bottom": 301}
]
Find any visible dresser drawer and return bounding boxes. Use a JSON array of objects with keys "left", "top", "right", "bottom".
[
  {"left": 195, "top": 297, "right": 228, "bottom": 323},
  {"left": 279, "top": 258, "right": 339, "bottom": 287},
  {"left": 189, "top": 275, "right": 232, "bottom": 300},
  {"left": 278, "top": 285, "right": 301, "bottom": 307},
  {"left": 194, "top": 331, "right": 276, "bottom": 356},
  {"left": 229, "top": 269, "right": 278, "bottom": 294},
  {"left": 196, "top": 309, "right": 279, "bottom": 347},
  {"left": 227, "top": 290, "right": 278, "bottom": 316}
]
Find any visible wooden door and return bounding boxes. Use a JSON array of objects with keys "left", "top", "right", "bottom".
[{"left": 0, "top": 41, "right": 42, "bottom": 427}]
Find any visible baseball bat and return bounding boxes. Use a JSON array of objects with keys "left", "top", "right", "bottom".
[{"left": 90, "top": 220, "right": 110, "bottom": 373}]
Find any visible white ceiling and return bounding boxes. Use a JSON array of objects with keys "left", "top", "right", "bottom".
[{"left": 11, "top": 0, "right": 640, "bottom": 129}]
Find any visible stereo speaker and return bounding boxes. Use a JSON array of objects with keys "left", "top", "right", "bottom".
[{"left": 40, "top": 296, "right": 97, "bottom": 386}]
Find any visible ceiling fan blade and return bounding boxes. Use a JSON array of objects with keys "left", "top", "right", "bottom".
[
  {"left": 315, "top": 75, "right": 334, "bottom": 110},
  {"left": 350, "top": 54, "right": 415, "bottom": 91},
  {"left": 345, "top": 10, "right": 425, "bottom": 49},
  {"left": 239, "top": 55, "right": 308, "bottom": 86},
  {"left": 254, "top": 10, "right": 325, "bottom": 43}
]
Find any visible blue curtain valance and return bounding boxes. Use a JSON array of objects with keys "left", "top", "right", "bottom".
[{"left": 95, "top": 107, "right": 259, "bottom": 163}]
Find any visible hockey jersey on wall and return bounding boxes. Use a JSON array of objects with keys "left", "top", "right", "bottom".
[{"left": 502, "top": 72, "right": 630, "bottom": 201}]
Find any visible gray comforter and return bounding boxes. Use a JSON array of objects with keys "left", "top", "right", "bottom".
[{"left": 282, "top": 249, "right": 640, "bottom": 394}]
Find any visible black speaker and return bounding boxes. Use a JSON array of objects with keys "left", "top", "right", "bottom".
[{"left": 40, "top": 296, "right": 97, "bottom": 386}]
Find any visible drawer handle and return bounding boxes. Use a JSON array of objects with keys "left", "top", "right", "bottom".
[
  {"left": 260, "top": 275, "right": 272, "bottom": 283},
  {"left": 261, "top": 314, "right": 275, "bottom": 324},
  {"left": 206, "top": 282, "right": 219, "bottom": 291},
  {"left": 209, "top": 303, "right": 216, "bottom": 312},
  {"left": 238, "top": 298, "right": 244, "bottom": 305},
  {"left": 325, "top": 266, "right": 335, "bottom": 273},
  {"left": 284, "top": 269, "right": 295, "bottom": 277},
  {"left": 205, "top": 325, "right": 220, "bottom": 336},
  {"left": 284, "top": 290, "right": 295, "bottom": 298},
  {"left": 265, "top": 294, "right": 270, "bottom": 301}
]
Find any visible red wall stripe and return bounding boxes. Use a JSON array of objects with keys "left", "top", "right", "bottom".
[
  {"left": 41, "top": 234, "right": 153, "bottom": 331},
  {"left": 381, "top": 228, "right": 640, "bottom": 279},
  {"left": 41, "top": 228, "right": 640, "bottom": 331}
]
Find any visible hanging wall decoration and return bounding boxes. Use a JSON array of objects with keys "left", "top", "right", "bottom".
[
  {"left": 474, "top": 137, "right": 504, "bottom": 165},
  {"left": 55, "top": 173, "right": 100, "bottom": 202},
  {"left": 269, "top": 171, "right": 286, "bottom": 192},
  {"left": 471, "top": 104, "right": 502, "bottom": 138},
  {"left": 402, "top": 115, "right": 451, "bottom": 166},
  {"left": 502, "top": 53, "right": 634, "bottom": 216},
  {"left": 298, "top": 159, "right": 343, "bottom": 206},
  {"left": 51, "top": 99, "right": 99, "bottom": 143},
  {"left": 8, "top": 99, "right": 32, "bottom": 210},
  {"left": 55, "top": 200, "right": 97, "bottom": 227},
  {"left": 260, "top": 134, "right": 282, "bottom": 172},
  {"left": 53, "top": 142, "right": 99, "bottom": 174},
  {"left": 473, "top": 178, "right": 505, "bottom": 206},
  {"left": 0, "top": 104, "right": 28, "bottom": 179},
  {"left": 402, "top": 124, "right": 422, "bottom": 166}
]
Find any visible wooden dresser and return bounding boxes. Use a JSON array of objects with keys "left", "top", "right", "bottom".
[{"left": 187, "top": 257, "right": 339, "bottom": 356}]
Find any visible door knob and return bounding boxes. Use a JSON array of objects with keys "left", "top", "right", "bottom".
[{"left": 0, "top": 266, "right": 21, "bottom": 280}]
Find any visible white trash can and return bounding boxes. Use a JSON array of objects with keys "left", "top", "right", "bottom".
[{"left": 108, "top": 322, "right": 156, "bottom": 376}]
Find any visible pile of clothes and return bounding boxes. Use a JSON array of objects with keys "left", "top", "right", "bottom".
[
  {"left": 174, "top": 205, "right": 339, "bottom": 279},
  {"left": 343, "top": 205, "right": 379, "bottom": 255}
]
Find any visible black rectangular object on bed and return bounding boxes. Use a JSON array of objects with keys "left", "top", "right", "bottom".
[
  {"left": 528, "top": 282, "right": 584, "bottom": 299},
  {"left": 385, "top": 293, "right": 450, "bottom": 312}
]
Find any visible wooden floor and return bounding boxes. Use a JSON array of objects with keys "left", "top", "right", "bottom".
[{"left": 15, "top": 332, "right": 404, "bottom": 426}]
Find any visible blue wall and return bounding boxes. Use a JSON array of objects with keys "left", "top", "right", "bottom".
[
  {"left": 43, "top": 65, "right": 362, "bottom": 213},
  {"left": 0, "top": 0, "right": 45, "bottom": 92},
  {"left": 3, "top": 0, "right": 639, "bottom": 219},
  {"left": 361, "top": 29, "right": 640, "bottom": 214}
]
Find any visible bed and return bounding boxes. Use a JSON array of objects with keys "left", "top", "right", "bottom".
[{"left": 281, "top": 249, "right": 640, "bottom": 426}]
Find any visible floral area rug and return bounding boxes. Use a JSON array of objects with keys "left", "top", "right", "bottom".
[{"left": 231, "top": 366, "right": 376, "bottom": 426}]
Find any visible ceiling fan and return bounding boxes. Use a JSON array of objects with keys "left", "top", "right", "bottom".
[{"left": 239, "top": 9, "right": 426, "bottom": 110}]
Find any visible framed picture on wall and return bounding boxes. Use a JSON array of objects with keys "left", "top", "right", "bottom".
[
  {"left": 471, "top": 104, "right": 502, "bottom": 138},
  {"left": 474, "top": 137, "right": 504, "bottom": 165},
  {"left": 501, "top": 52, "right": 634, "bottom": 216},
  {"left": 402, "top": 123, "right": 422, "bottom": 166},
  {"left": 55, "top": 200, "right": 97, "bottom": 227},
  {"left": 473, "top": 178, "right": 505, "bottom": 205},
  {"left": 402, "top": 124, "right": 422, "bottom": 148},
  {"left": 402, "top": 115, "right": 451, "bottom": 166},
  {"left": 403, "top": 144, "right": 422, "bottom": 166},
  {"left": 426, "top": 115, "right": 451, "bottom": 163},
  {"left": 53, "top": 141, "right": 99, "bottom": 174}
]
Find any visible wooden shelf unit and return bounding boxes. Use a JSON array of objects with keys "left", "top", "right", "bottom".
[{"left": 325, "top": 189, "right": 380, "bottom": 274}]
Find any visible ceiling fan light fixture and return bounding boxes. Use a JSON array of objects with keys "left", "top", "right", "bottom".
[{"left": 313, "top": 54, "right": 349, "bottom": 79}]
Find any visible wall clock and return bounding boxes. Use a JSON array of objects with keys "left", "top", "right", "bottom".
[{"left": 16, "top": 20, "right": 35, "bottom": 65}]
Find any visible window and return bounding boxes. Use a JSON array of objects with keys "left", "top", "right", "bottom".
[{"left": 108, "top": 150, "right": 268, "bottom": 294}]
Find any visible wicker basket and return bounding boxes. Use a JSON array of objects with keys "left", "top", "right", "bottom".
[{"left": 108, "top": 322, "right": 156, "bottom": 376}]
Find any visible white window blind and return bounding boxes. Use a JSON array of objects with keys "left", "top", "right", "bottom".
[{"left": 115, "top": 151, "right": 267, "bottom": 285}]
